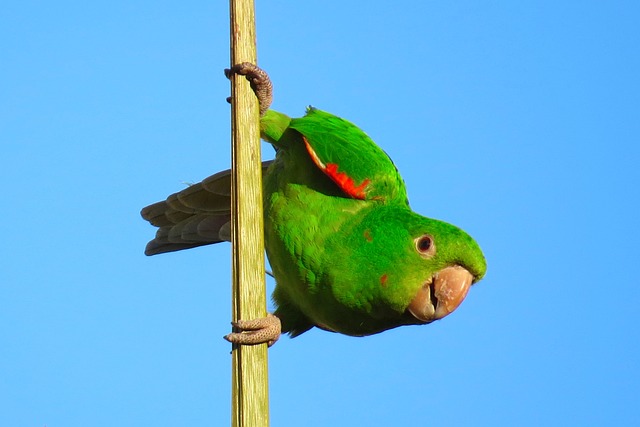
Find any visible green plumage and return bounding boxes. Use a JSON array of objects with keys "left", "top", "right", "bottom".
[{"left": 142, "top": 107, "right": 486, "bottom": 338}]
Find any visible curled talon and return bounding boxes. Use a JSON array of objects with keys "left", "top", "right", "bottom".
[
  {"left": 224, "top": 313, "right": 281, "bottom": 347},
  {"left": 225, "top": 62, "right": 273, "bottom": 115}
]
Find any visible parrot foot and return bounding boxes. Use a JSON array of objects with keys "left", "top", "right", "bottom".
[
  {"left": 224, "top": 62, "right": 273, "bottom": 116},
  {"left": 224, "top": 313, "right": 281, "bottom": 347}
]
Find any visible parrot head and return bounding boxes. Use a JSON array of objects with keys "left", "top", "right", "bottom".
[
  {"left": 330, "top": 204, "right": 487, "bottom": 331},
  {"left": 399, "top": 211, "right": 486, "bottom": 324}
]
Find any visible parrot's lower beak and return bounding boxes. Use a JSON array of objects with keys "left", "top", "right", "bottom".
[{"left": 407, "top": 265, "right": 473, "bottom": 322}]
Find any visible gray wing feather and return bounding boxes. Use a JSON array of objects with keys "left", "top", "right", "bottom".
[{"left": 141, "top": 161, "right": 272, "bottom": 255}]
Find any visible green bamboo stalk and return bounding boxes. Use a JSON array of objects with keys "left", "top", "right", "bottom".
[{"left": 228, "top": 1, "right": 269, "bottom": 427}]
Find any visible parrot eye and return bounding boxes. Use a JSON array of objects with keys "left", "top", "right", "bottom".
[{"left": 415, "top": 235, "right": 436, "bottom": 257}]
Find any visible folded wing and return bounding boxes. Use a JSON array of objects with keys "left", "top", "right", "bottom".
[{"left": 141, "top": 161, "right": 273, "bottom": 255}]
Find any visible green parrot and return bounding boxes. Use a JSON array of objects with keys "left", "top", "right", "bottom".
[{"left": 141, "top": 63, "right": 486, "bottom": 345}]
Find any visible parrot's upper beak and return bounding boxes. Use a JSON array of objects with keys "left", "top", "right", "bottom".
[{"left": 407, "top": 265, "right": 474, "bottom": 322}]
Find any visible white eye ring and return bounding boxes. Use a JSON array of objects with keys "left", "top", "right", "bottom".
[{"left": 415, "top": 235, "right": 436, "bottom": 258}]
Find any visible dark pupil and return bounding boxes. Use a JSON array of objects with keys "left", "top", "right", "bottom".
[{"left": 419, "top": 237, "right": 431, "bottom": 251}]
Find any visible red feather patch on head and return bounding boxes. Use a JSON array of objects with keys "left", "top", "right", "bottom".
[
  {"left": 380, "top": 274, "right": 388, "bottom": 287},
  {"left": 303, "top": 137, "right": 370, "bottom": 199}
]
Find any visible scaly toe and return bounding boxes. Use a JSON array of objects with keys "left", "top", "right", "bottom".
[{"left": 224, "top": 313, "right": 281, "bottom": 347}]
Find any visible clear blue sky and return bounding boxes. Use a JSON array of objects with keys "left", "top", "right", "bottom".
[{"left": 2, "top": 1, "right": 639, "bottom": 426}]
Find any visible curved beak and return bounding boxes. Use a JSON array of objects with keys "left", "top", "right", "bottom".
[{"left": 407, "top": 265, "right": 474, "bottom": 322}]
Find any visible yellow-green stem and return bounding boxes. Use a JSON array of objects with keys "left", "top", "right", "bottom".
[{"left": 229, "top": 0, "right": 269, "bottom": 426}]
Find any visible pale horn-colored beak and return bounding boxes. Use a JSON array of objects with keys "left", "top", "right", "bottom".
[{"left": 407, "top": 265, "right": 474, "bottom": 322}]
